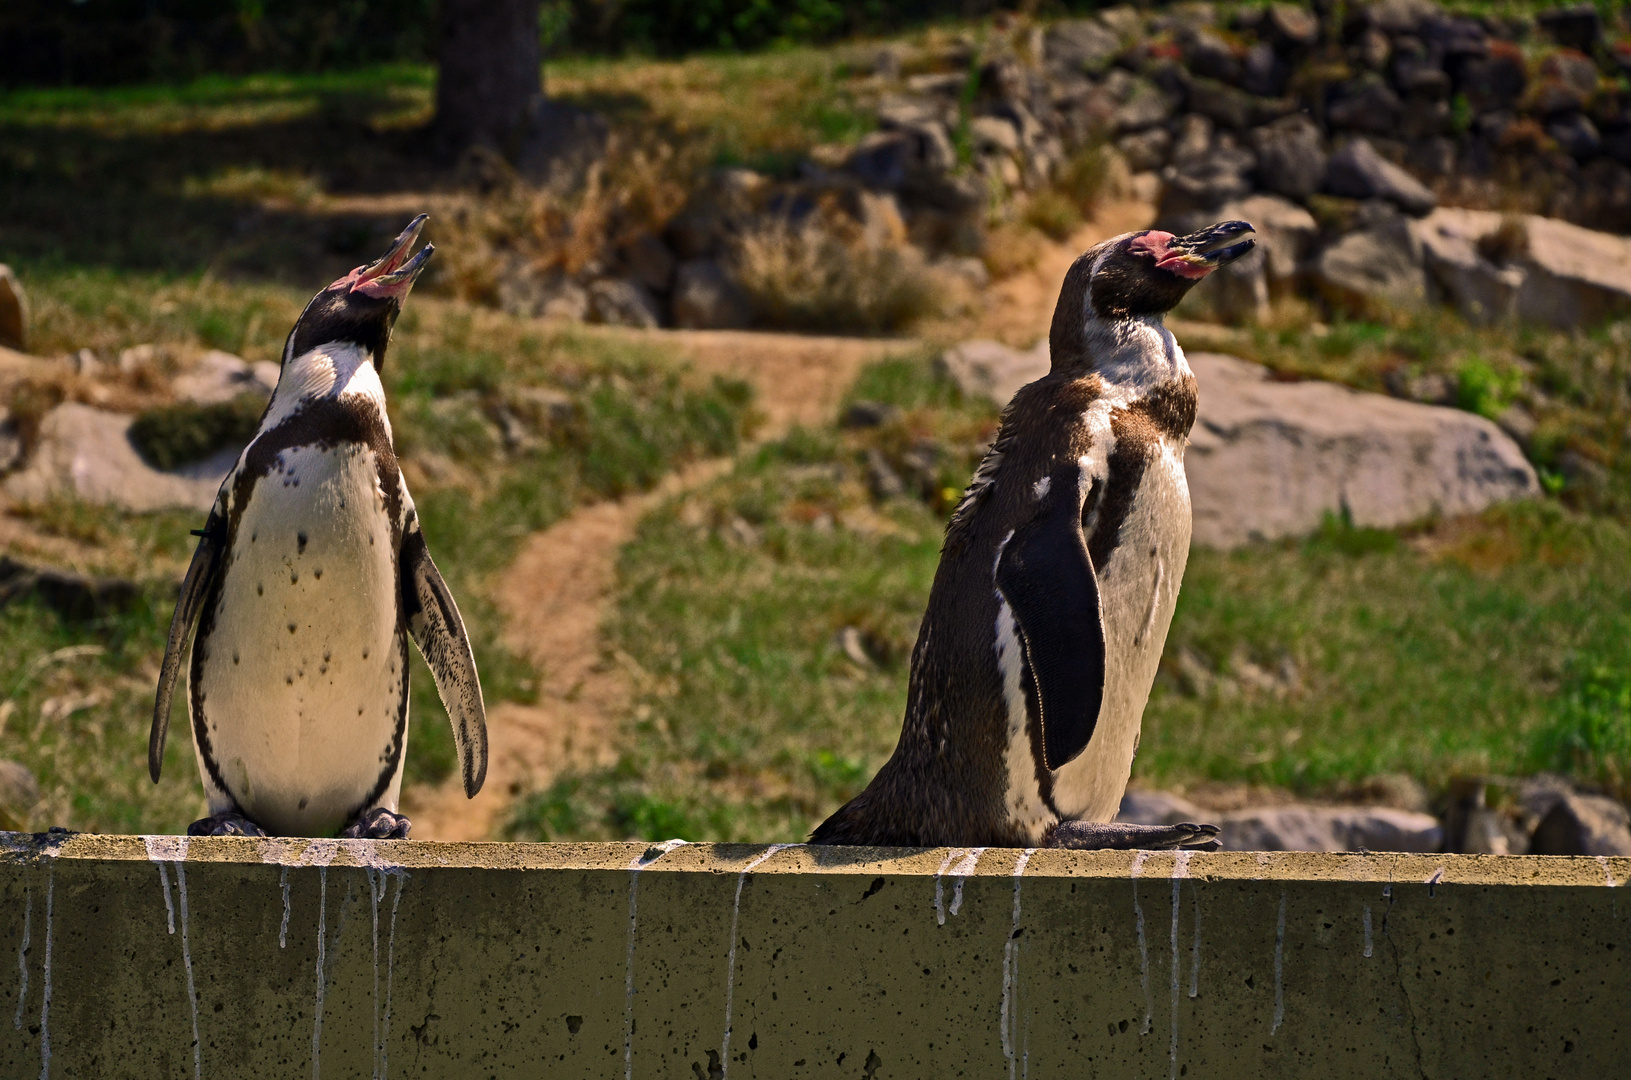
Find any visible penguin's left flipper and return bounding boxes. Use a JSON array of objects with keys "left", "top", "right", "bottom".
[
  {"left": 151, "top": 511, "right": 225, "bottom": 783},
  {"left": 1047, "top": 820, "right": 1222, "bottom": 851},
  {"left": 994, "top": 463, "right": 1107, "bottom": 772},
  {"left": 400, "top": 513, "right": 488, "bottom": 798}
]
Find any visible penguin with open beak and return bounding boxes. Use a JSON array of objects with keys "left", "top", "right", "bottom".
[
  {"left": 151, "top": 214, "right": 487, "bottom": 838},
  {"left": 812, "top": 221, "right": 1255, "bottom": 850}
]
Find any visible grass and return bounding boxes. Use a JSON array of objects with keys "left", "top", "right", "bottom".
[
  {"left": 508, "top": 354, "right": 1631, "bottom": 844},
  {"left": 0, "top": 267, "right": 754, "bottom": 832}
]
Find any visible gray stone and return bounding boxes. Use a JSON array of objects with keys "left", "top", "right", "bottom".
[
  {"left": 4, "top": 403, "right": 234, "bottom": 512},
  {"left": 1250, "top": 114, "right": 1328, "bottom": 200},
  {"left": 877, "top": 94, "right": 948, "bottom": 131},
  {"left": 1537, "top": 6, "right": 1603, "bottom": 54},
  {"left": 1116, "top": 789, "right": 1205, "bottom": 826},
  {"left": 1117, "top": 128, "right": 1172, "bottom": 172},
  {"left": 1114, "top": 81, "right": 1179, "bottom": 132},
  {"left": 0, "top": 265, "right": 26, "bottom": 351},
  {"left": 841, "top": 401, "right": 902, "bottom": 429},
  {"left": 1414, "top": 207, "right": 1631, "bottom": 328},
  {"left": 1216, "top": 805, "right": 1444, "bottom": 852},
  {"left": 672, "top": 260, "right": 751, "bottom": 330},
  {"left": 935, "top": 339, "right": 1049, "bottom": 407},
  {"left": 1327, "top": 77, "right": 1404, "bottom": 134},
  {"left": 1549, "top": 113, "right": 1601, "bottom": 158},
  {"left": 620, "top": 234, "right": 676, "bottom": 293},
  {"left": 1325, "top": 138, "right": 1436, "bottom": 215},
  {"left": 1046, "top": 19, "right": 1122, "bottom": 72},
  {"left": 1186, "top": 352, "right": 1538, "bottom": 547},
  {"left": 587, "top": 279, "right": 662, "bottom": 329},
  {"left": 171, "top": 350, "right": 278, "bottom": 405},
  {"left": 1265, "top": 3, "right": 1320, "bottom": 47},
  {"left": 1313, "top": 209, "right": 1432, "bottom": 314},
  {"left": 969, "top": 116, "right": 1021, "bottom": 155},
  {"left": 1528, "top": 792, "right": 1631, "bottom": 856},
  {"left": 1171, "top": 194, "right": 1316, "bottom": 321}
]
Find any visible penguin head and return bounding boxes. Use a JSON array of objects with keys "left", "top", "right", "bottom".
[
  {"left": 1082, "top": 220, "right": 1255, "bottom": 319},
  {"left": 285, "top": 214, "right": 434, "bottom": 370}
]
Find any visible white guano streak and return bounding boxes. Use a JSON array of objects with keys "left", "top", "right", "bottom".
[
  {"left": 13, "top": 884, "right": 30, "bottom": 1031},
  {"left": 1271, "top": 891, "right": 1287, "bottom": 1036},
  {"left": 143, "top": 836, "right": 200, "bottom": 1080},
  {"left": 719, "top": 845, "right": 793, "bottom": 1078},
  {"left": 1000, "top": 849, "right": 1034, "bottom": 1080},
  {"left": 950, "top": 848, "right": 986, "bottom": 918},
  {"left": 1131, "top": 851, "right": 1153, "bottom": 1035},
  {"left": 1363, "top": 904, "right": 1374, "bottom": 958},
  {"left": 312, "top": 866, "right": 327, "bottom": 1080},
  {"left": 933, "top": 849, "right": 960, "bottom": 927},
  {"left": 1170, "top": 851, "right": 1191, "bottom": 1079},
  {"left": 624, "top": 840, "right": 687, "bottom": 1080},
  {"left": 37, "top": 866, "right": 53, "bottom": 1080}
]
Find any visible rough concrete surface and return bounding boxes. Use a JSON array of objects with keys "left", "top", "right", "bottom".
[{"left": 2, "top": 836, "right": 1625, "bottom": 1078}]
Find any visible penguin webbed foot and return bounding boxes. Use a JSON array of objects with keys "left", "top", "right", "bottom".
[
  {"left": 1047, "top": 820, "right": 1221, "bottom": 852},
  {"left": 187, "top": 812, "right": 267, "bottom": 837},
  {"left": 341, "top": 808, "right": 411, "bottom": 840}
]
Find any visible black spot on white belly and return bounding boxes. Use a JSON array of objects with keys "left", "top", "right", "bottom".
[{"left": 297, "top": 531, "right": 308, "bottom": 554}]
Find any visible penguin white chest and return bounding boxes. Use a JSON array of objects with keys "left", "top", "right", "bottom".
[
  {"left": 1052, "top": 433, "right": 1192, "bottom": 822},
  {"left": 195, "top": 440, "right": 405, "bottom": 836}
]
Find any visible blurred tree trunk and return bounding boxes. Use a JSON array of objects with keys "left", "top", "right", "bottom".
[{"left": 432, "top": 0, "right": 543, "bottom": 157}]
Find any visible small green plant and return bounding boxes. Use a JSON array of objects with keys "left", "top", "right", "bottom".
[
  {"left": 1021, "top": 190, "right": 1082, "bottom": 241},
  {"left": 127, "top": 394, "right": 266, "bottom": 470},
  {"left": 1455, "top": 355, "right": 1522, "bottom": 419},
  {"left": 1529, "top": 660, "right": 1631, "bottom": 800}
]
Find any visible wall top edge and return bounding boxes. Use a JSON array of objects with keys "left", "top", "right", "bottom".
[{"left": 1, "top": 832, "right": 1626, "bottom": 888}]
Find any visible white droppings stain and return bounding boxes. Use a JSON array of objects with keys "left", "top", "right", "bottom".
[
  {"left": 719, "top": 845, "right": 793, "bottom": 1079},
  {"left": 369, "top": 870, "right": 383, "bottom": 1080},
  {"left": 1363, "top": 905, "right": 1374, "bottom": 959},
  {"left": 280, "top": 867, "right": 291, "bottom": 949},
  {"left": 1188, "top": 887, "right": 1201, "bottom": 1000},
  {"left": 1133, "top": 851, "right": 1152, "bottom": 1035},
  {"left": 381, "top": 873, "right": 406, "bottom": 1080},
  {"left": 174, "top": 862, "right": 202, "bottom": 1080},
  {"left": 312, "top": 865, "right": 327, "bottom": 1080},
  {"left": 1000, "top": 849, "right": 1034, "bottom": 1080},
  {"left": 933, "top": 849, "right": 960, "bottom": 927},
  {"left": 623, "top": 840, "right": 687, "bottom": 1080},
  {"left": 950, "top": 848, "right": 986, "bottom": 918},
  {"left": 1425, "top": 867, "right": 1445, "bottom": 896},
  {"left": 1270, "top": 891, "right": 1287, "bottom": 1036},
  {"left": 37, "top": 866, "right": 53, "bottom": 1080},
  {"left": 13, "top": 884, "right": 31, "bottom": 1031},
  {"left": 1170, "top": 867, "right": 1184, "bottom": 1080},
  {"left": 1597, "top": 856, "right": 1618, "bottom": 889}
]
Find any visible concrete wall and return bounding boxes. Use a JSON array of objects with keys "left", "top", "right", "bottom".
[{"left": 1, "top": 834, "right": 1626, "bottom": 1078}]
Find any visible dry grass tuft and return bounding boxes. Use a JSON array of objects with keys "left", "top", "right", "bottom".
[{"left": 732, "top": 215, "right": 945, "bottom": 334}]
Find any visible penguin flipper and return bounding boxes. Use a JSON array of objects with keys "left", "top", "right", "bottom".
[
  {"left": 152, "top": 512, "right": 224, "bottom": 783},
  {"left": 994, "top": 467, "right": 1106, "bottom": 771},
  {"left": 400, "top": 515, "right": 488, "bottom": 797}
]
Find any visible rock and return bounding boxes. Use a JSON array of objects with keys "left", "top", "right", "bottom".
[
  {"left": 498, "top": 269, "right": 589, "bottom": 321},
  {"left": 171, "top": 350, "right": 278, "bottom": 404},
  {"left": 934, "top": 256, "right": 990, "bottom": 291},
  {"left": 876, "top": 94, "right": 946, "bottom": 131},
  {"left": 969, "top": 116, "right": 1021, "bottom": 155},
  {"left": 1536, "top": 5, "right": 1602, "bottom": 53},
  {"left": 1117, "top": 128, "right": 1172, "bottom": 171},
  {"left": 1114, "top": 81, "right": 1179, "bottom": 132},
  {"left": 1531, "top": 49, "right": 1602, "bottom": 115},
  {"left": 1528, "top": 792, "right": 1631, "bottom": 856},
  {"left": 1250, "top": 114, "right": 1328, "bottom": 200},
  {"left": 1046, "top": 19, "right": 1122, "bottom": 72},
  {"left": 1173, "top": 191, "right": 1317, "bottom": 322},
  {"left": 1264, "top": 3, "right": 1319, "bottom": 48},
  {"left": 872, "top": 47, "right": 903, "bottom": 81},
  {"left": 0, "top": 760, "right": 39, "bottom": 830},
  {"left": 1215, "top": 805, "right": 1444, "bottom": 852},
  {"left": 841, "top": 401, "right": 902, "bottom": 429},
  {"left": 864, "top": 448, "right": 906, "bottom": 500},
  {"left": 1326, "top": 76, "right": 1404, "bottom": 134},
  {"left": 1240, "top": 42, "right": 1288, "bottom": 97},
  {"left": 1160, "top": 136, "right": 1257, "bottom": 217},
  {"left": 1324, "top": 138, "right": 1436, "bottom": 215},
  {"left": 1415, "top": 207, "right": 1631, "bottom": 328},
  {"left": 3, "top": 403, "right": 231, "bottom": 513},
  {"left": 1458, "top": 42, "right": 1528, "bottom": 112},
  {"left": 1548, "top": 112, "right": 1601, "bottom": 157},
  {"left": 587, "top": 279, "right": 662, "bottom": 329},
  {"left": 1185, "top": 352, "right": 1539, "bottom": 546},
  {"left": 935, "top": 339, "right": 1050, "bottom": 406},
  {"left": 620, "top": 234, "right": 676, "bottom": 293},
  {"left": 1342, "top": 774, "right": 1432, "bottom": 814},
  {"left": 69, "top": 348, "right": 101, "bottom": 377},
  {"left": 1312, "top": 210, "right": 1433, "bottom": 313},
  {"left": 1185, "top": 27, "right": 1242, "bottom": 84},
  {"left": 1221, "top": 193, "right": 1318, "bottom": 289},
  {"left": 1364, "top": 0, "right": 1442, "bottom": 35},
  {"left": 672, "top": 260, "right": 751, "bottom": 330},
  {"left": 0, "top": 265, "right": 27, "bottom": 351},
  {"left": 0, "top": 556, "right": 140, "bottom": 620},
  {"left": 1116, "top": 789, "right": 1205, "bottom": 826}
]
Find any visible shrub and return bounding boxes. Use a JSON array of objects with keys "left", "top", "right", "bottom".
[
  {"left": 128, "top": 393, "right": 265, "bottom": 470},
  {"left": 732, "top": 219, "right": 943, "bottom": 334}
]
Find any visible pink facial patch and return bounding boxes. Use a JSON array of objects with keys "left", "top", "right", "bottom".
[{"left": 1127, "top": 230, "right": 1214, "bottom": 280}]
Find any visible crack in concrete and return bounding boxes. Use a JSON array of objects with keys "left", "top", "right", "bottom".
[{"left": 1379, "top": 879, "right": 1430, "bottom": 1080}]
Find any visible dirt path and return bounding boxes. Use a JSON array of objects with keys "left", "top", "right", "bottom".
[{"left": 403, "top": 203, "right": 1156, "bottom": 841}]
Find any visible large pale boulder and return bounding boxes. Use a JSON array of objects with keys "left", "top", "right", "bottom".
[
  {"left": 1185, "top": 352, "right": 1537, "bottom": 546},
  {"left": 1414, "top": 207, "right": 1631, "bottom": 328},
  {"left": 4, "top": 403, "right": 233, "bottom": 512},
  {"left": 936, "top": 341, "right": 1539, "bottom": 548},
  {"left": 1215, "top": 805, "right": 1443, "bottom": 853}
]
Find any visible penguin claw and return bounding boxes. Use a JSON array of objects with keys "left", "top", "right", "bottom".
[
  {"left": 187, "top": 812, "right": 267, "bottom": 837},
  {"left": 341, "top": 808, "right": 411, "bottom": 840},
  {"left": 1046, "top": 820, "right": 1221, "bottom": 851}
]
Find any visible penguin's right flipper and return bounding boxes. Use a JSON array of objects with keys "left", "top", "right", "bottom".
[
  {"left": 399, "top": 514, "right": 488, "bottom": 798},
  {"left": 151, "top": 512, "right": 224, "bottom": 782},
  {"left": 995, "top": 463, "right": 1107, "bottom": 772}
]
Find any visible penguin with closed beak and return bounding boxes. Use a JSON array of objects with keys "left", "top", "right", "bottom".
[
  {"left": 151, "top": 214, "right": 486, "bottom": 838},
  {"left": 812, "top": 221, "right": 1256, "bottom": 851}
]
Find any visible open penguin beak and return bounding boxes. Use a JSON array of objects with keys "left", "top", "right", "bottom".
[
  {"left": 349, "top": 213, "right": 434, "bottom": 301},
  {"left": 1165, "top": 220, "right": 1256, "bottom": 273}
]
